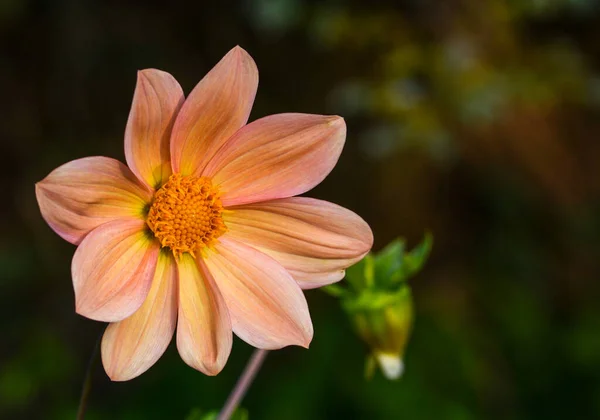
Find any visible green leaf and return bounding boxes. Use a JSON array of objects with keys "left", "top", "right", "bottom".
[
  {"left": 344, "top": 256, "right": 365, "bottom": 287},
  {"left": 381, "top": 233, "right": 433, "bottom": 285},
  {"left": 373, "top": 238, "right": 405, "bottom": 287},
  {"left": 335, "top": 234, "right": 432, "bottom": 299},
  {"left": 401, "top": 232, "right": 433, "bottom": 280},
  {"left": 184, "top": 408, "right": 210, "bottom": 420},
  {"left": 344, "top": 254, "right": 375, "bottom": 290},
  {"left": 185, "top": 408, "right": 248, "bottom": 420}
]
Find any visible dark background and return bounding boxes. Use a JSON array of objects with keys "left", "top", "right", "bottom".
[{"left": 2, "top": 0, "right": 600, "bottom": 418}]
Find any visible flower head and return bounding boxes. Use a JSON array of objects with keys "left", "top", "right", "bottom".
[{"left": 35, "top": 46, "right": 373, "bottom": 381}]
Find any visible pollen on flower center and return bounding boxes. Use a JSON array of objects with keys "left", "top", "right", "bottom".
[{"left": 146, "top": 173, "right": 226, "bottom": 258}]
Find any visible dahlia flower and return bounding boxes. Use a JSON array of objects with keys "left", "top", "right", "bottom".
[{"left": 35, "top": 46, "right": 373, "bottom": 381}]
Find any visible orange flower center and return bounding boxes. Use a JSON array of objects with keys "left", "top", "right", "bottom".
[{"left": 146, "top": 173, "right": 226, "bottom": 258}]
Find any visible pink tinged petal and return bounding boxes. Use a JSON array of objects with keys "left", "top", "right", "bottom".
[
  {"left": 35, "top": 157, "right": 152, "bottom": 245},
  {"left": 204, "top": 237, "right": 313, "bottom": 349},
  {"left": 125, "top": 69, "right": 185, "bottom": 189},
  {"left": 170, "top": 46, "right": 258, "bottom": 177},
  {"left": 176, "top": 253, "right": 232, "bottom": 376},
  {"left": 224, "top": 197, "right": 373, "bottom": 289},
  {"left": 101, "top": 251, "right": 178, "bottom": 381},
  {"left": 72, "top": 219, "right": 159, "bottom": 322},
  {"left": 204, "top": 113, "right": 346, "bottom": 207}
]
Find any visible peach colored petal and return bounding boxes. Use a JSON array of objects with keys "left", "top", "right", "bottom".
[
  {"left": 224, "top": 197, "right": 373, "bottom": 289},
  {"left": 125, "top": 69, "right": 184, "bottom": 189},
  {"left": 36, "top": 157, "right": 152, "bottom": 245},
  {"left": 72, "top": 219, "right": 159, "bottom": 322},
  {"left": 176, "top": 254, "right": 232, "bottom": 376},
  {"left": 101, "top": 250, "right": 178, "bottom": 381},
  {"left": 204, "top": 237, "right": 313, "bottom": 349},
  {"left": 259, "top": 250, "right": 347, "bottom": 287},
  {"left": 204, "top": 113, "right": 346, "bottom": 207},
  {"left": 170, "top": 46, "right": 258, "bottom": 177}
]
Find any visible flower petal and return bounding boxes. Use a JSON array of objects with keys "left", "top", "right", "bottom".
[
  {"left": 204, "top": 237, "right": 313, "bottom": 349},
  {"left": 225, "top": 197, "right": 373, "bottom": 289},
  {"left": 72, "top": 219, "right": 159, "bottom": 322},
  {"left": 204, "top": 113, "right": 345, "bottom": 207},
  {"left": 170, "top": 46, "right": 258, "bottom": 177},
  {"left": 176, "top": 253, "right": 232, "bottom": 376},
  {"left": 36, "top": 157, "right": 152, "bottom": 245},
  {"left": 101, "top": 250, "right": 178, "bottom": 381},
  {"left": 125, "top": 69, "right": 185, "bottom": 189}
]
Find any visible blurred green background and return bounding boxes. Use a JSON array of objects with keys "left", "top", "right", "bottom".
[{"left": 2, "top": 0, "right": 600, "bottom": 418}]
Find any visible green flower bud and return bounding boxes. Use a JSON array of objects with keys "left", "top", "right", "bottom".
[
  {"left": 345, "top": 286, "right": 413, "bottom": 379},
  {"left": 325, "top": 234, "right": 431, "bottom": 380}
]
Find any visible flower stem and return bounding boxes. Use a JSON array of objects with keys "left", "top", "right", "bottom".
[
  {"left": 217, "top": 349, "right": 269, "bottom": 420},
  {"left": 76, "top": 333, "right": 101, "bottom": 420}
]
